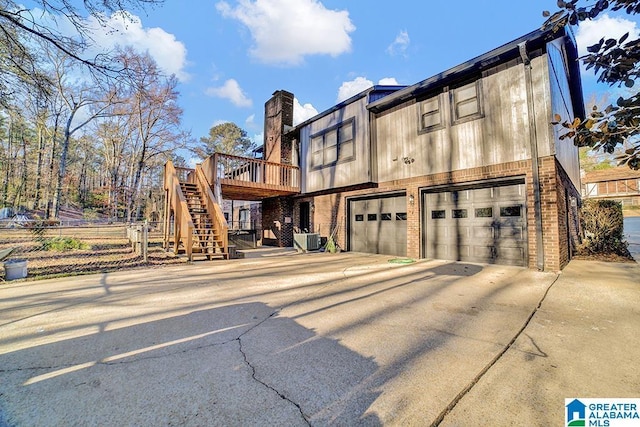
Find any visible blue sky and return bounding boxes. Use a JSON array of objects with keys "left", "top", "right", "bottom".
[{"left": 34, "top": 1, "right": 640, "bottom": 155}]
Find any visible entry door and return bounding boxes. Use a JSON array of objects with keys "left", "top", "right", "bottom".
[
  {"left": 349, "top": 195, "right": 407, "bottom": 256},
  {"left": 300, "top": 202, "right": 310, "bottom": 232},
  {"left": 424, "top": 183, "right": 527, "bottom": 266}
]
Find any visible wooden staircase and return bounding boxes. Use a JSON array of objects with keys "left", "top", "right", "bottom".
[
  {"left": 164, "top": 161, "right": 229, "bottom": 261},
  {"left": 180, "top": 182, "right": 229, "bottom": 260}
]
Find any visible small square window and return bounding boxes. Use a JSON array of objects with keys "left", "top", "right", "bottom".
[
  {"left": 381, "top": 213, "right": 392, "bottom": 221},
  {"left": 355, "top": 214, "right": 364, "bottom": 222},
  {"left": 396, "top": 212, "right": 407, "bottom": 220},
  {"left": 431, "top": 210, "right": 446, "bottom": 219},
  {"left": 367, "top": 214, "right": 377, "bottom": 221}
]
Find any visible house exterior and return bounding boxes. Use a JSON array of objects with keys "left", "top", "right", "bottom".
[
  {"left": 261, "top": 26, "right": 584, "bottom": 271},
  {"left": 582, "top": 167, "right": 640, "bottom": 209}
]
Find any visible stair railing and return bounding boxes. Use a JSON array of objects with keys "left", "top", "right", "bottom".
[
  {"left": 201, "top": 154, "right": 223, "bottom": 205},
  {"left": 164, "top": 160, "right": 194, "bottom": 261},
  {"left": 195, "top": 164, "right": 229, "bottom": 256}
]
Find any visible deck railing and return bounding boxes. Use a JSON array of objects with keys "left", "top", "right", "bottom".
[
  {"left": 195, "top": 164, "right": 229, "bottom": 254},
  {"left": 202, "top": 153, "right": 300, "bottom": 191}
]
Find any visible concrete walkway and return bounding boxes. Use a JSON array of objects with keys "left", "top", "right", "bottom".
[{"left": 0, "top": 252, "right": 638, "bottom": 426}]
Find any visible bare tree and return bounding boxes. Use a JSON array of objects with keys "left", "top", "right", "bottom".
[
  {"left": 48, "top": 49, "right": 120, "bottom": 218},
  {"left": 116, "top": 48, "right": 182, "bottom": 221}
]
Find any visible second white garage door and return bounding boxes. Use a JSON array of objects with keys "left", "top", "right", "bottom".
[{"left": 423, "top": 182, "right": 527, "bottom": 266}]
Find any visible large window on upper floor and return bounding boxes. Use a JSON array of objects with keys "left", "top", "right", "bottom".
[
  {"left": 451, "top": 80, "right": 483, "bottom": 124},
  {"left": 310, "top": 119, "right": 355, "bottom": 169}
]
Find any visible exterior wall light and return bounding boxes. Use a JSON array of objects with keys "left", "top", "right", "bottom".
[{"left": 409, "top": 194, "right": 415, "bottom": 205}]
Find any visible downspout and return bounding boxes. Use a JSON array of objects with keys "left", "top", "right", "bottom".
[{"left": 519, "top": 42, "right": 545, "bottom": 271}]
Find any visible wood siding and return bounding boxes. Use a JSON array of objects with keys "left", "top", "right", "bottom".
[
  {"left": 548, "top": 38, "right": 581, "bottom": 191},
  {"left": 300, "top": 96, "right": 371, "bottom": 193},
  {"left": 373, "top": 55, "right": 559, "bottom": 183}
]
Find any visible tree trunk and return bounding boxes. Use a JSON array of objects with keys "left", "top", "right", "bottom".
[
  {"left": 33, "top": 126, "right": 45, "bottom": 209},
  {"left": 52, "top": 113, "right": 74, "bottom": 219}
]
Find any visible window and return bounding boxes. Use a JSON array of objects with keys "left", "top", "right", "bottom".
[
  {"left": 367, "top": 214, "right": 377, "bottom": 221},
  {"left": 452, "top": 81, "right": 482, "bottom": 122},
  {"left": 309, "top": 119, "right": 355, "bottom": 168},
  {"left": 452, "top": 209, "right": 468, "bottom": 219},
  {"left": 419, "top": 95, "right": 442, "bottom": 132},
  {"left": 475, "top": 207, "right": 493, "bottom": 218},
  {"left": 396, "top": 212, "right": 407, "bottom": 220},
  {"left": 239, "top": 209, "right": 250, "bottom": 229},
  {"left": 500, "top": 206, "right": 522, "bottom": 217},
  {"left": 381, "top": 213, "right": 392, "bottom": 221},
  {"left": 431, "top": 210, "right": 446, "bottom": 219},
  {"left": 355, "top": 214, "right": 364, "bottom": 222}
]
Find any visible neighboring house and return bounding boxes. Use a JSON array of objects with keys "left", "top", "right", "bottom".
[
  {"left": 260, "top": 25, "right": 583, "bottom": 271},
  {"left": 582, "top": 168, "right": 640, "bottom": 207},
  {"left": 222, "top": 200, "right": 262, "bottom": 230}
]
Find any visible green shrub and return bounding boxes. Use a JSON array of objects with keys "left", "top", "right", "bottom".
[
  {"left": 42, "top": 237, "right": 91, "bottom": 251},
  {"left": 578, "top": 200, "right": 630, "bottom": 256}
]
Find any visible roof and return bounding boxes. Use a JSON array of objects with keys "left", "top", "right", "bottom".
[
  {"left": 582, "top": 167, "right": 640, "bottom": 183},
  {"left": 285, "top": 26, "right": 583, "bottom": 136},
  {"left": 289, "top": 85, "right": 407, "bottom": 131},
  {"left": 368, "top": 26, "right": 582, "bottom": 115}
]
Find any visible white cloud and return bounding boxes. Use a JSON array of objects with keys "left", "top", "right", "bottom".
[
  {"left": 336, "top": 77, "right": 373, "bottom": 103},
  {"left": 386, "top": 30, "right": 410, "bottom": 57},
  {"left": 86, "top": 12, "right": 190, "bottom": 82},
  {"left": 252, "top": 132, "right": 264, "bottom": 147},
  {"left": 205, "top": 79, "right": 253, "bottom": 108},
  {"left": 293, "top": 97, "right": 318, "bottom": 125},
  {"left": 575, "top": 14, "right": 640, "bottom": 56},
  {"left": 216, "top": 0, "right": 355, "bottom": 65},
  {"left": 378, "top": 77, "right": 400, "bottom": 85}
]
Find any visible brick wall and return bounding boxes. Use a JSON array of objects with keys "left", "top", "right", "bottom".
[
  {"left": 286, "top": 156, "right": 574, "bottom": 271},
  {"left": 262, "top": 197, "right": 294, "bottom": 247},
  {"left": 263, "top": 90, "right": 294, "bottom": 164}
]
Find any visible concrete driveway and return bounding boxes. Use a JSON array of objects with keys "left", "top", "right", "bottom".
[{"left": 0, "top": 250, "right": 638, "bottom": 426}]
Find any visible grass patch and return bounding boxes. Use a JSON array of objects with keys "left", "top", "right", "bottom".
[{"left": 42, "top": 237, "right": 91, "bottom": 251}]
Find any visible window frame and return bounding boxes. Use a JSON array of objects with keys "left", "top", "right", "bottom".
[
  {"left": 450, "top": 80, "right": 483, "bottom": 125},
  {"left": 417, "top": 93, "right": 444, "bottom": 133},
  {"left": 309, "top": 119, "right": 356, "bottom": 170}
]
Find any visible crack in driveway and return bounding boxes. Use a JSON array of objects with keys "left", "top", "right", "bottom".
[{"left": 237, "top": 334, "right": 311, "bottom": 426}]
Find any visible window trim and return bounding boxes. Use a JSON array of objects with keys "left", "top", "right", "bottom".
[
  {"left": 417, "top": 93, "right": 444, "bottom": 134},
  {"left": 309, "top": 118, "right": 356, "bottom": 170},
  {"left": 450, "top": 80, "right": 483, "bottom": 125}
]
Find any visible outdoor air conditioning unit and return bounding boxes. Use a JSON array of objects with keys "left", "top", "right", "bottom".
[{"left": 293, "top": 233, "right": 321, "bottom": 252}]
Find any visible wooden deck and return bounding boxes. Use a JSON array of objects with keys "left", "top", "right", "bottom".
[{"left": 201, "top": 153, "right": 300, "bottom": 200}]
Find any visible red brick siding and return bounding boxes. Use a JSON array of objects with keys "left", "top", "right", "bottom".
[{"left": 285, "top": 156, "right": 574, "bottom": 271}]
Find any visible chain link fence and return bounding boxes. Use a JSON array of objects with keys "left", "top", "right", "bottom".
[{"left": 0, "top": 220, "right": 186, "bottom": 281}]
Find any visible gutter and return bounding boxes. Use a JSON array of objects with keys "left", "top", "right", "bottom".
[{"left": 519, "top": 41, "right": 545, "bottom": 271}]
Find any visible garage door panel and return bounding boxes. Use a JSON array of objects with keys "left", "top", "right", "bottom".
[
  {"left": 424, "top": 182, "right": 527, "bottom": 266},
  {"left": 496, "top": 247, "right": 525, "bottom": 263},
  {"left": 349, "top": 195, "right": 406, "bottom": 256},
  {"left": 473, "top": 226, "right": 495, "bottom": 239},
  {"left": 472, "top": 246, "right": 494, "bottom": 260}
]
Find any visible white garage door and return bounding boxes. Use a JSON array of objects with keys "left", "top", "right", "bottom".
[
  {"left": 349, "top": 195, "right": 407, "bottom": 256},
  {"left": 424, "top": 182, "right": 527, "bottom": 266}
]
